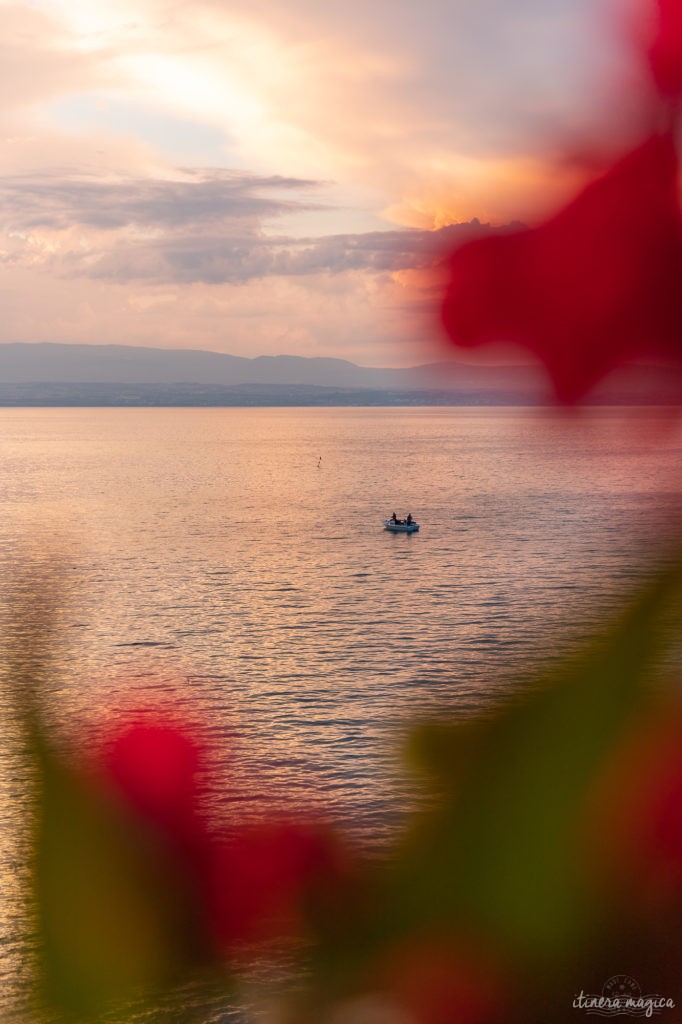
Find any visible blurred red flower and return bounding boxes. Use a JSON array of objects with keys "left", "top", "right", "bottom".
[
  {"left": 441, "top": 134, "right": 682, "bottom": 402},
  {"left": 102, "top": 716, "right": 354, "bottom": 957}
]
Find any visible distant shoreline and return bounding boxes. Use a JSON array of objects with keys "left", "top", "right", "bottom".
[{"left": 0, "top": 385, "right": 677, "bottom": 408}]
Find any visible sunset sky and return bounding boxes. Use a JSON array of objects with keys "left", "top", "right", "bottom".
[{"left": 1, "top": 0, "right": 647, "bottom": 366}]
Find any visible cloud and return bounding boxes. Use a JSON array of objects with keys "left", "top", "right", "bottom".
[
  {"left": 0, "top": 4, "right": 110, "bottom": 120},
  {"left": 1, "top": 177, "right": 489, "bottom": 285},
  {"left": 78, "top": 224, "right": 461, "bottom": 284},
  {"left": 0, "top": 160, "right": 493, "bottom": 285},
  {"left": 0, "top": 169, "right": 322, "bottom": 232},
  {"left": 171, "top": 0, "right": 638, "bottom": 224},
  {"left": 3, "top": 0, "right": 640, "bottom": 231}
]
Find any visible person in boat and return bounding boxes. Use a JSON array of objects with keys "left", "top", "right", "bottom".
[
  {"left": 406, "top": 513, "right": 413, "bottom": 526},
  {"left": 391, "top": 512, "right": 399, "bottom": 524}
]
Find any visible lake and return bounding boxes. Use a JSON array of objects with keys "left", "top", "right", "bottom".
[{"left": 0, "top": 406, "right": 680, "bottom": 1019}]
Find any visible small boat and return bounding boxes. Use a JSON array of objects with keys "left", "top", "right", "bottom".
[{"left": 383, "top": 519, "right": 420, "bottom": 533}]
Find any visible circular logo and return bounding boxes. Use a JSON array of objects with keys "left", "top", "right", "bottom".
[{"left": 603, "top": 976, "right": 642, "bottom": 1000}]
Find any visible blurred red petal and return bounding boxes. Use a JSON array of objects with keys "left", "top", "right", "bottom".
[
  {"left": 105, "top": 718, "right": 205, "bottom": 841},
  {"left": 649, "top": 0, "right": 682, "bottom": 97},
  {"left": 628, "top": 716, "right": 682, "bottom": 875},
  {"left": 206, "top": 821, "right": 348, "bottom": 950},
  {"left": 649, "top": 761, "right": 682, "bottom": 861},
  {"left": 442, "top": 135, "right": 682, "bottom": 402},
  {"left": 587, "top": 708, "right": 682, "bottom": 900}
]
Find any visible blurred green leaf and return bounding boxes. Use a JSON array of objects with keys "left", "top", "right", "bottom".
[
  {"left": 34, "top": 743, "right": 176, "bottom": 1019},
  {"left": 390, "top": 565, "right": 680, "bottom": 960}
]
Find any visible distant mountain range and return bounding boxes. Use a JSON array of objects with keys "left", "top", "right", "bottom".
[
  {"left": 0, "top": 342, "right": 536, "bottom": 390},
  {"left": 0, "top": 343, "right": 677, "bottom": 405}
]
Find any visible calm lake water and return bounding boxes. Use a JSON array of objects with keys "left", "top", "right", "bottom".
[{"left": 1, "top": 406, "right": 681, "bottom": 1020}]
